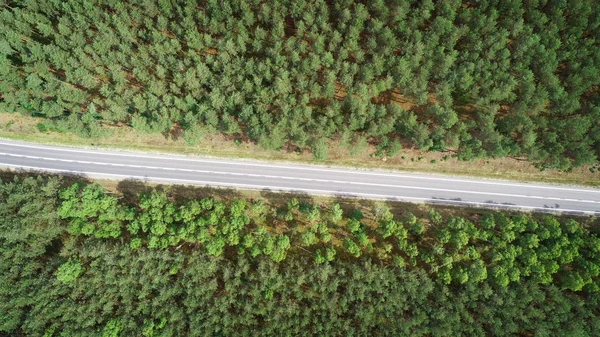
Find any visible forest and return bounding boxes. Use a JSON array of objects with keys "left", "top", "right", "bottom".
[
  {"left": 1, "top": 0, "right": 600, "bottom": 170},
  {"left": 2, "top": 173, "right": 600, "bottom": 336}
]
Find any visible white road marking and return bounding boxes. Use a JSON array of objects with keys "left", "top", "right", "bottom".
[
  {"left": 1, "top": 152, "right": 599, "bottom": 204},
  {"left": 1, "top": 163, "right": 598, "bottom": 215},
  {"left": 2, "top": 140, "right": 599, "bottom": 193}
]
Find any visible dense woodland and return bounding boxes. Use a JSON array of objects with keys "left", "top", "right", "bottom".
[
  {"left": 2, "top": 174, "right": 600, "bottom": 336},
  {"left": 1, "top": 0, "right": 600, "bottom": 170}
]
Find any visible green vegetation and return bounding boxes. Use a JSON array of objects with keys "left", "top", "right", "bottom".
[
  {"left": 1, "top": 1, "right": 600, "bottom": 170},
  {"left": 2, "top": 174, "right": 600, "bottom": 336}
]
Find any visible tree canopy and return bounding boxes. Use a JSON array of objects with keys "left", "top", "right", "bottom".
[
  {"left": 2, "top": 174, "right": 600, "bottom": 336},
  {"left": 1, "top": 0, "right": 599, "bottom": 169}
]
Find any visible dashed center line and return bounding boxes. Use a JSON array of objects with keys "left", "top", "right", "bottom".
[
  {"left": 1, "top": 163, "right": 599, "bottom": 215},
  {"left": 2, "top": 140, "right": 599, "bottom": 194},
  {"left": 1, "top": 152, "right": 599, "bottom": 205}
]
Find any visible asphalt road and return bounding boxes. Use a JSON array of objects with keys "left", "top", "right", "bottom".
[{"left": 1, "top": 139, "right": 599, "bottom": 215}]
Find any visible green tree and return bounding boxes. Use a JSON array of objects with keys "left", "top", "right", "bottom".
[
  {"left": 329, "top": 203, "right": 343, "bottom": 223},
  {"left": 311, "top": 138, "right": 328, "bottom": 161},
  {"left": 343, "top": 238, "right": 361, "bottom": 258},
  {"left": 56, "top": 258, "right": 83, "bottom": 284}
]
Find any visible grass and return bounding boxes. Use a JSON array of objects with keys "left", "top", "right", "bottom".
[{"left": 1, "top": 112, "right": 599, "bottom": 187}]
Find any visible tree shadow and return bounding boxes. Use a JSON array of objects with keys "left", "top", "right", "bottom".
[
  {"left": 166, "top": 185, "right": 242, "bottom": 204},
  {"left": 115, "top": 179, "right": 244, "bottom": 205},
  {"left": 259, "top": 188, "right": 315, "bottom": 207},
  {"left": 163, "top": 122, "right": 183, "bottom": 141},
  {"left": 327, "top": 193, "right": 378, "bottom": 219},
  {"left": 0, "top": 168, "right": 93, "bottom": 188},
  {"left": 116, "top": 178, "right": 155, "bottom": 204}
]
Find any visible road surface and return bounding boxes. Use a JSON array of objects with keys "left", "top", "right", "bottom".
[{"left": 1, "top": 139, "right": 599, "bottom": 215}]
